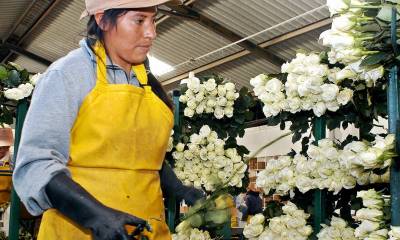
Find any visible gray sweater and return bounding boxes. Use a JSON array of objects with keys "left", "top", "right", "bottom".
[{"left": 13, "top": 39, "right": 144, "bottom": 216}]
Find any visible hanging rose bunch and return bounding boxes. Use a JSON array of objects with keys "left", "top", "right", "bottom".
[
  {"left": 172, "top": 228, "right": 211, "bottom": 240},
  {"left": 251, "top": 53, "right": 354, "bottom": 118},
  {"left": 321, "top": 0, "right": 400, "bottom": 86},
  {"left": 0, "top": 62, "right": 40, "bottom": 125},
  {"left": 354, "top": 189, "right": 388, "bottom": 239},
  {"left": 179, "top": 72, "right": 239, "bottom": 119},
  {"left": 171, "top": 125, "right": 247, "bottom": 191},
  {"left": 317, "top": 216, "right": 357, "bottom": 240},
  {"left": 256, "top": 155, "right": 296, "bottom": 196},
  {"left": 243, "top": 202, "right": 313, "bottom": 240},
  {"left": 339, "top": 134, "right": 395, "bottom": 185}
]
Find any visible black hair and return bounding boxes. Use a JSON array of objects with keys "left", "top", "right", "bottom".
[{"left": 86, "top": 9, "right": 173, "bottom": 110}]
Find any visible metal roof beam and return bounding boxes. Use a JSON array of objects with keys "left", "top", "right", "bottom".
[
  {"left": 1, "top": 0, "right": 62, "bottom": 64},
  {"left": 161, "top": 5, "right": 285, "bottom": 66},
  {"left": 1, "top": 43, "right": 52, "bottom": 66},
  {"left": 161, "top": 18, "right": 332, "bottom": 87}
]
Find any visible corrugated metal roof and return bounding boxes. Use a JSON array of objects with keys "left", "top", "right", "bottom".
[
  {"left": 153, "top": 16, "right": 244, "bottom": 81},
  {"left": 194, "top": 0, "right": 328, "bottom": 44},
  {"left": 13, "top": 55, "right": 48, "bottom": 73},
  {"left": 0, "top": 0, "right": 32, "bottom": 40},
  {"left": 8, "top": 0, "right": 331, "bottom": 90},
  {"left": 22, "top": 0, "right": 86, "bottom": 62}
]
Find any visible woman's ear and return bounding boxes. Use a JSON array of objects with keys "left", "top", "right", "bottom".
[{"left": 94, "top": 12, "right": 108, "bottom": 31}]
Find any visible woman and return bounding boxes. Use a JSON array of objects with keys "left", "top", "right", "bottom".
[{"left": 13, "top": 1, "right": 204, "bottom": 239}]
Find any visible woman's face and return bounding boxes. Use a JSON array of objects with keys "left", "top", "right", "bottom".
[{"left": 100, "top": 7, "right": 157, "bottom": 70}]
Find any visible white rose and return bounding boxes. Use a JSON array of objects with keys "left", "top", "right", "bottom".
[
  {"left": 319, "top": 29, "right": 355, "bottom": 49},
  {"left": 354, "top": 220, "right": 380, "bottom": 238},
  {"left": 312, "top": 102, "right": 327, "bottom": 117},
  {"left": 204, "top": 78, "right": 217, "bottom": 91},
  {"left": 195, "top": 91, "right": 205, "bottom": 102},
  {"left": 250, "top": 74, "right": 267, "bottom": 88},
  {"left": 187, "top": 76, "right": 201, "bottom": 93},
  {"left": 337, "top": 88, "right": 353, "bottom": 105},
  {"left": 187, "top": 99, "right": 197, "bottom": 110},
  {"left": 195, "top": 103, "right": 205, "bottom": 114},
  {"left": 216, "top": 96, "right": 227, "bottom": 106},
  {"left": 179, "top": 95, "right": 188, "bottom": 103},
  {"left": 4, "top": 88, "right": 24, "bottom": 100},
  {"left": 307, "top": 65, "right": 328, "bottom": 78},
  {"left": 355, "top": 208, "right": 383, "bottom": 222},
  {"left": 336, "top": 67, "right": 358, "bottom": 81},
  {"left": 243, "top": 224, "right": 264, "bottom": 239},
  {"left": 184, "top": 108, "right": 195, "bottom": 118},
  {"left": 226, "top": 91, "right": 238, "bottom": 101},
  {"left": 176, "top": 143, "right": 185, "bottom": 152},
  {"left": 321, "top": 84, "right": 339, "bottom": 102},
  {"left": 30, "top": 72, "right": 42, "bottom": 85},
  {"left": 217, "top": 85, "right": 227, "bottom": 96},
  {"left": 199, "top": 125, "right": 211, "bottom": 137},
  {"left": 249, "top": 214, "right": 265, "bottom": 225},
  {"left": 224, "top": 107, "right": 234, "bottom": 118},
  {"left": 325, "top": 101, "right": 340, "bottom": 112},
  {"left": 265, "top": 78, "right": 283, "bottom": 92},
  {"left": 214, "top": 107, "right": 224, "bottom": 119},
  {"left": 332, "top": 13, "right": 356, "bottom": 31},
  {"left": 172, "top": 151, "right": 184, "bottom": 160},
  {"left": 225, "top": 82, "right": 235, "bottom": 91}
]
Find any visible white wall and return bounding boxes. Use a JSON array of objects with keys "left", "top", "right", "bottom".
[{"left": 237, "top": 124, "right": 300, "bottom": 157}]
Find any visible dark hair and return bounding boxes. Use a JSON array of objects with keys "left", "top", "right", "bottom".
[{"left": 86, "top": 9, "right": 173, "bottom": 110}]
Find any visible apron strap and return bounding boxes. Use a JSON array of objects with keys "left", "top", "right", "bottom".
[{"left": 93, "top": 42, "right": 108, "bottom": 85}]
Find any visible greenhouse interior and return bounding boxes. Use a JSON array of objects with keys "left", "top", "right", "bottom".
[{"left": 0, "top": 0, "right": 399, "bottom": 239}]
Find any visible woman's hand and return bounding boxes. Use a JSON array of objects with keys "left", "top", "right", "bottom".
[{"left": 45, "top": 173, "right": 150, "bottom": 240}]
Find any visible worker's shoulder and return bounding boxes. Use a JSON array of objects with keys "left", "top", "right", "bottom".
[{"left": 47, "top": 47, "right": 93, "bottom": 76}]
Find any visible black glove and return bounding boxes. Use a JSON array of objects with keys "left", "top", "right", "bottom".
[
  {"left": 159, "top": 162, "right": 205, "bottom": 206},
  {"left": 45, "top": 172, "right": 150, "bottom": 240}
]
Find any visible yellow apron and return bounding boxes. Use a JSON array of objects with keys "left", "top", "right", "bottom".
[{"left": 38, "top": 42, "right": 173, "bottom": 240}]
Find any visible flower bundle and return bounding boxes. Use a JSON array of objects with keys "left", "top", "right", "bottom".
[
  {"left": 179, "top": 72, "right": 239, "bottom": 119},
  {"left": 250, "top": 53, "right": 353, "bottom": 118},
  {"left": 317, "top": 216, "right": 357, "bottom": 240},
  {"left": 354, "top": 189, "right": 388, "bottom": 239},
  {"left": 172, "top": 125, "right": 247, "bottom": 191},
  {"left": 243, "top": 202, "right": 313, "bottom": 240}
]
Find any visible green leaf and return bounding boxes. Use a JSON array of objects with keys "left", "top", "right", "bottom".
[
  {"left": 292, "top": 132, "right": 301, "bottom": 143},
  {"left": 376, "top": 4, "right": 400, "bottom": 22},
  {"left": 7, "top": 70, "right": 21, "bottom": 86},
  {"left": 244, "top": 111, "right": 254, "bottom": 120},
  {"left": 0, "top": 66, "right": 7, "bottom": 81},
  {"left": 20, "top": 69, "right": 29, "bottom": 82},
  {"left": 360, "top": 52, "right": 390, "bottom": 67}
]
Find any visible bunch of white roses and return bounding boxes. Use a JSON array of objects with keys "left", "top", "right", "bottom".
[
  {"left": 354, "top": 189, "right": 388, "bottom": 239},
  {"left": 243, "top": 202, "right": 313, "bottom": 240},
  {"left": 3, "top": 72, "right": 40, "bottom": 101},
  {"left": 251, "top": 53, "right": 354, "bottom": 118},
  {"left": 256, "top": 135, "right": 395, "bottom": 197},
  {"left": 339, "top": 134, "right": 395, "bottom": 185},
  {"left": 172, "top": 228, "right": 211, "bottom": 240},
  {"left": 317, "top": 216, "right": 356, "bottom": 240},
  {"left": 256, "top": 156, "right": 296, "bottom": 196},
  {"left": 320, "top": 0, "right": 385, "bottom": 87},
  {"left": 179, "top": 72, "right": 239, "bottom": 119},
  {"left": 172, "top": 125, "right": 247, "bottom": 191}
]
